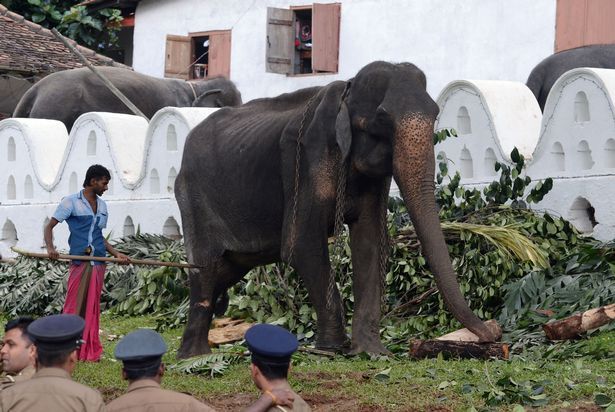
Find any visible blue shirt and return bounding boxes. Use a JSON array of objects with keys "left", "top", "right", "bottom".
[{"left": 52, "top": 190, "right": 108, "bottom": 265}]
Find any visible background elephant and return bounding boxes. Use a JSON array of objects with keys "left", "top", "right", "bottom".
[
  {"left": 175, "top": 61, "right": 496, "bottom": 358},
  {"left": 12, "top": 67, "right": 242, "bottom": 130},
  {"left": 526, "top": 44, "right": 615, "bottom": 111}
]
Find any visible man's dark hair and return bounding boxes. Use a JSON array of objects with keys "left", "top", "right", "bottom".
[
  {"left": 4, "top": 316, "right": 34, "bottom": 343},
  {"left": 36, "top": 348, "right": 74, "bottom": 367},
  {"left": 252, "top": 359, "right": 289, "bottom": 380},
  {"left": 83, "top": 164, "right": 111, "bottom": 188},
  {"left": 123, "top": 361, "right": 162, "bottom": 381}
]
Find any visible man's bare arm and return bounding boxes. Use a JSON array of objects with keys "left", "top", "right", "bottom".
[
  {"left": 44, "top": 218, "right": 60, "bottom": 259},
  {"left": 104, "top": 239, "right": 131, "bottom": 264}
]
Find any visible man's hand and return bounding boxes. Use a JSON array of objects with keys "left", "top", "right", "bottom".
[
  {"left": 46, "top": 246, "right": 59, "bottom": 260},
  {"left": 267, "top": 388, "right": 294, "bottom": 407},
  {"left": 114, "top": 252, "right": 131, "bottom": 265}
]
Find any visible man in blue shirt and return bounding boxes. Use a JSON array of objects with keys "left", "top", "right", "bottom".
[{"left": 44, "top": 164, "right": 129, "bottom": 361}]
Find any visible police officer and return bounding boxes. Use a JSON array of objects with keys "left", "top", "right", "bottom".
[
  {"left": 0, "top": 317, "right": 36, "bottom": 391},
  {"left": 0, "top": 314, "right": 106, "bottom": 411},
  {"left": 244, "top": 324, "right": 311, "bottom": 412},
  {"left": 107, "top": 328, "right": 216, "bottom": 412}
]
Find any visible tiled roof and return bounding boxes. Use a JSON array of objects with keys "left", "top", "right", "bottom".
[{"left": 0, "top": 4, "right": 127, "bottom": 75}]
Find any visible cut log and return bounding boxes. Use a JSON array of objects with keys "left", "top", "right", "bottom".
[
  {"left": 212, "top": 317, "right": 245, "bottom": 328},
  {"left": 436, "top": 319, "right": 502, "bottom": 342},
  {"left": 543, "top": 303, "right": 615, "bottom": 341},
  {"left": 208, "top": 319, "right": 253, "bottom": 347},
  {"left": 410, "top": 340, "right": 509, "bottom": 360}
]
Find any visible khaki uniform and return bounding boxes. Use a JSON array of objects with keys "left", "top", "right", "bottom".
[
  {"left": 106, "top": 379, "right": 215, "bottom": 412},
  {"left": 0, "top": 367, "right": 105, "bottom": 412},
  {"left": 0, "top": 365, "right": 36, "bottom": 391},
  {"left": 267, "top": 390, "right": 311, "bottom": 412}
]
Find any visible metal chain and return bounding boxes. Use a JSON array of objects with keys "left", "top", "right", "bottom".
[
  {"left": 327, "top": 154, "right": 348, "bottom": 309},
  {"left": 378, "top": 177, "right": 392, "bottom": 309},
  {"left": 286, "top": 93, "right": 318, "bottom": 267}
]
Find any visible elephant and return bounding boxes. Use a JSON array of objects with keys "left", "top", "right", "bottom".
[
  {"left": 527, "top": 44, "right": 615, "bottom": 111},
  {"left": 175, "top": 61, "right": 496, "bottom": 358},
  {"left": 12, "top": 67, "right": 242, "bottom": 130}
]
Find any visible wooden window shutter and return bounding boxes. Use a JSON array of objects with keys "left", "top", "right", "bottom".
[
  {"left": 556, "top": 0, "right": 615, "bottom": 52},
  {"left": 165, "top": 35, "right": 191, "bottom": 79},
  {"left": 312, "top": 3, "right": 340, "bottom": 73},
  {"left": 266, "top": 7, "right": 293, "bottom": 74},
  {"left": 208, "top": 31, "right": 232, "bottom": 78}
]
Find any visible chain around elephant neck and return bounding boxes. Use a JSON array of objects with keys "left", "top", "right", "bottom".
[
  {"left": 287, "top": 93, "right": 319, "bottom": 267},
  {"left": 327, "top": 153, "right": 348, "bottom": 310},
  {"left": 378, "top": 177, "right": 392, "bottom": 309}
]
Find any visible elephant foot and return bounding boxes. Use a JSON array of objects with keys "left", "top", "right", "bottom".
[
  {"left": 177, "top": 341, "right": 212, "bottom": 359},
  {"left": 347, "top": 339, "right": 391, "bottom": 356},
  {"left": 315, "top": 332, "right": 350, "bottom": 353}
]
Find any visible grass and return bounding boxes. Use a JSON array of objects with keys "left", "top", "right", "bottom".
[{"left": 56, "top": 314, "right": 615, "bottom": 411}]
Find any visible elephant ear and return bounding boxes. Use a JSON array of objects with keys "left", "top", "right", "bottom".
[{"left": 335, "top": 102, "right": 352, "bottom": 161}]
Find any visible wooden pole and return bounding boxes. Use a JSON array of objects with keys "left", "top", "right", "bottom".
[
  {"left": 11, "top": 247, "right": 198, "bottom": 269},
  {"left": 50, "top": 28, "right": 149, "bottom": 121}
]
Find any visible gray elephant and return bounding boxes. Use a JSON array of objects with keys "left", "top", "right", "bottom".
[
  {"left": 527, "top": 44, "right": 615, "bottom": 111},
  {"left": 13, "top": 67, "right": 242, "bottom": 130},
  {"left": 175, "top": 61, "right": 496, "bottom": 358}
]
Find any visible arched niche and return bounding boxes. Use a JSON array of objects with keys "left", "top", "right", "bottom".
[
  {"left": 1, "top": 219, "right": 18, "bottom": 246},
  {"left": 150, "top": 169, "right": 160, "bottom": 194},
  {"left": 7, "top": 175, "right": 16, "bottom": 200},
  {"left": 167, "top": 167, "right": 177, "bottom": 194},
  {"left": 69, "top": 172, "right": 79, "bottom": 193},
  {"left": 577, "top": 140, "right": 594, "bottom": 170},
  {"left": 551, "top": 142, "right": 565, "bottom": 172},
  {"left": 568, "top": 196, "right": 597, "bottom": 234},
  {"left": 7, "top": 137, "right": 16, "bottom": 161},
  {"left": 163, "top": 216, "right": 181, "bottom": 240},
  {"left": 484, "top": 148, "right": 497, "bottom": 176},
  {"left": 167, "top": 124, "right": 178, "bottom": 151},
  {"left": 456, "top": 106, "right": 472, "bottom": 135},
  {"left": 574, "top": 91, "right": 590, "bottom": 123},
  {"left": 604, "top": 139, "right": 615, "bottom": 168},
  {"left": 123, "top": 216, "right": 135, "bottom": 237},
  {"left": 24, "top": 175, "right": 33, "bottom": 199},
  {"left": 87, "top": 131, "right": 97, "bottom": 156},
  {"left": 460, "top": 147, "right": 474, "bottom": 178}
]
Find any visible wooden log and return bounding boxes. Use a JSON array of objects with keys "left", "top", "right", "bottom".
[
  {"left": 11, "top": 247, "right": 199, "bottom": 269},
  {"left": 410, "top": 340, "right": 509, "bottom": 360},
  {"left": 543, "top": 303, "right": 615, "bottom": 341},
  {"left": 208, "top": 321, "right": 253, "bottom": 347},
  {"left": 436, "top": 319, "right": 502, "bottom": 342}
]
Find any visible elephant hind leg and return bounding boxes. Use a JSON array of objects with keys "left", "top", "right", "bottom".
[{"left": 177, "top": 258, "right": 248, "bottom": 358}]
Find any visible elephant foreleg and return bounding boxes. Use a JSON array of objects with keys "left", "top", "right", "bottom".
[
  {"left": 348, "top": 186, "right": 389, "bottom": 355},
  {"left": 289, "top": 245, "right": 348, "bottom": 351}
]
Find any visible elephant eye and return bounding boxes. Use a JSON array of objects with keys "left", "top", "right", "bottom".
[{"left": 352, "top": 116, "right": 368, "bottom": 131}]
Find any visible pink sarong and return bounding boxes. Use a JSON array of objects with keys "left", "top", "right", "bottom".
[{"left": 63, "top": 262, "right": 106, "bottom": 362}]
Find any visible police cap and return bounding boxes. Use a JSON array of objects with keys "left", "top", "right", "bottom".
[
  {"left": 27, "top": 314, "right": 85, "bottom": 352},
  {"left": 114, "top": 329, "right": 168, "bottom": 371},
  {"left": 245, "top": 324, "right": 298, "bottom": 366}
]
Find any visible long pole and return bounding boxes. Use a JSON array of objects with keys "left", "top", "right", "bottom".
[
  {"left": 50, "top": 28, "right": 149, "bottom": 121},
  {"left": 11, "top": 247, "right": 198, "bottom": 269}
]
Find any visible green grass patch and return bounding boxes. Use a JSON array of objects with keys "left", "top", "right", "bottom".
[{"left": 64, "top": 315, "right": 615, "bottom": 411}]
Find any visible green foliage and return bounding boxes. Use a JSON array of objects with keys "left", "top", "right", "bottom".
[
  {"left": 0, "top": 0, "right": 123, "bottom": 51},
  {"left": 168, "top": 346, "right": 245, "bottom": 378}
]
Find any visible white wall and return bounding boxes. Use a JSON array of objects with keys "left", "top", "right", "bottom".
[
  {"left": 435, "top": 68, "right": 615, "bottom": 241},
  {"left": 0, "top": 108, "right": 218, "bottom": 258},
  {"left": 132, "top": 0, "right": 556, "bottom": 102}
]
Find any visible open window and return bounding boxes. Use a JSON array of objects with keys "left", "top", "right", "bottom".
[
  {"left": 165, "top": 30, "right": 232, "bottom": 80},
  {"left": 266, "top": 3, "right": 341, "bottom": 75}
]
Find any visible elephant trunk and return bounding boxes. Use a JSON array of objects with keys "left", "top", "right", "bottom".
[{"left": 392, "top": 112, "right": 495, "bottom": 342}]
